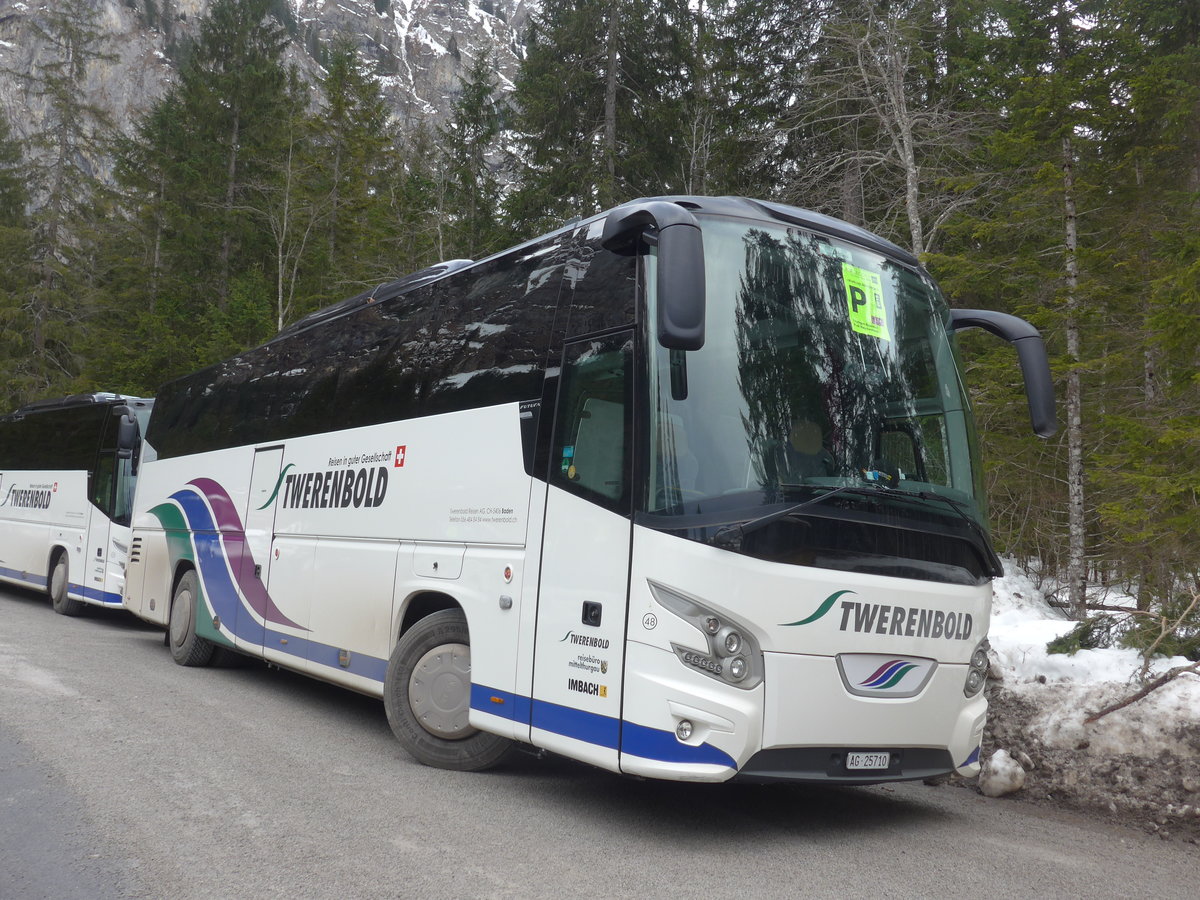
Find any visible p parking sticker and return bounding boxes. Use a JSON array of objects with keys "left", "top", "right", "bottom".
[{"left": 842, "top": 262, "right": 891, "bottom": 341}]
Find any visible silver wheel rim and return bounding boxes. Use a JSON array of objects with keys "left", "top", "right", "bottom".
[
  {"left": 170, "top": 585, "right": 193, "bottom": 647},
  {"left": 50, "top": 561, "right": 66, "bottom": 601},
  {"left": 408, "top": 642, "right": 475, "bottom": 740}
]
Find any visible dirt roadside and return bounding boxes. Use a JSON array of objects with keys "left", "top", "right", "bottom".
[{"left": 962, "top": 685, "right": 1200, "bottom": 844}]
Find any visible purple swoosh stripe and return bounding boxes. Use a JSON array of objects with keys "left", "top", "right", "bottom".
[
  {"left": 862, "top": 660, "right": 906, "bottom": 685},
  {"left": 188, "top": 477, "right": 307, "bottom": 631}
]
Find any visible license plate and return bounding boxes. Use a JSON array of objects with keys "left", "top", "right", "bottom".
[{"left": 846, "top": 751, "right": 891, "bottom": 770}]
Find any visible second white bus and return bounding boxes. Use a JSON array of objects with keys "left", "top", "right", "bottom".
[{"left": 0, "top": 393, "right": 154, "bottom": 615}]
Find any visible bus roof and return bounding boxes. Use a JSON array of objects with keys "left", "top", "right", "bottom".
[
  {"left": 268, "top": 196, "right": 918, "bottom": 349},
  {"left": 5, "top": 393, "right": 151, "bottom": 419}
]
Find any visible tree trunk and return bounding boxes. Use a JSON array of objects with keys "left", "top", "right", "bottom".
[
  {"left": 219, "top": 108, "right": 241, "bottom": 310},
  {"left": 1062, "top": 134, "right": 1087, "bottom": 619},
  {"left": 602, "top": 0, "right": 619, "bottom": 209}
]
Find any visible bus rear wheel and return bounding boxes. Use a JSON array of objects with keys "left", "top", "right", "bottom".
[
  {"left": 384, "top": 609, "right": 513, "bottom": 771},
  {"left": 169, "top": 570, "right": 215, "bottom": 667},
  {"left": 49, "top": 553, "right": 83, "bottom": 617}
]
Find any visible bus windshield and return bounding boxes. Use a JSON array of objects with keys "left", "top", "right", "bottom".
[{"left": 643, "top": 217, "right": 992, "bottom": 585}]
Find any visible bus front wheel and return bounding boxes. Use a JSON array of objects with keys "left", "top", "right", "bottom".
[
  {"left": 49, "top": 553, "right": 83, "bottom": 617},
  {"left": 384, "top": 609, "right": 513, "bottom": 771},
  {"left": 169, "top": 570, "right": 215, "bottom": 667}
]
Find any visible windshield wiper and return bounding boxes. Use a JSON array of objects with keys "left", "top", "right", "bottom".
[
  {"left": 710, "top": 484, "right": 859, "bottom": 550},
  {"left": 895, "top": 488, "right": 996, "bottom": 550},
  {"left": 709, "top": 482, "right": 995, "bottom": 565}
]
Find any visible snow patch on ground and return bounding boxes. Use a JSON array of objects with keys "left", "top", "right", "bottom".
[
  {"left": 988, "top": 565, "right": 1198, "bottom": 755},
  {"left": 978, "top": 564, "right": 1200, "bottom": 837}
]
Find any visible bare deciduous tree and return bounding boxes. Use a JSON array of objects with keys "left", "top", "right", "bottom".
[{"left": 777, "top": 1, "right": 993, "bottom": 256}]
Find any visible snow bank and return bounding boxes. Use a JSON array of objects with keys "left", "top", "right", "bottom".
[{"left": 987, "top": 564, "right": 1199, "bottom": 759}]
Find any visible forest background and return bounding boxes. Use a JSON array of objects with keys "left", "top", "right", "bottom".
[{"left": 0, "top": 0, "right": 1196, "bottom": 654}]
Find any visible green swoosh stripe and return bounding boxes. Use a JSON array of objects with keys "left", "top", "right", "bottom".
[
  {"left": 878, "top": 664, "right": 917, "bottom": 689},
  {"left": 779, "top": 589, "right": 855, "bottom": 627},
  {"left": 257, "top": 463, "right": 295, "bottom": 510}
]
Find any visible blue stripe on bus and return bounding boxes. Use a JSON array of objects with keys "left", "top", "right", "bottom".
[
  {"left": 620, "top": 720, "right": 737, "bottom": 768},
  {"left": 69, "top": 583, "right": 123, "bottom": 606},
  {"left": 471, "top": 686, "right": 735, "bottom": 769},
  {"left": 470, "top": 684, "right": 533, "bottom": 722},
  {"left": 0, "top": 567, "right": 120, "bottom": 606},
  {"left": 261, "top": 629, "right": 389, "bottom": 682},
  {"left": 0, "top": 566, "right": 47, "bottom": 588},
  {"left": 531, "top": 697, "right": 621, "bottom": 749}
]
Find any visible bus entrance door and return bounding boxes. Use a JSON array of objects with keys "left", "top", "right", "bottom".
[
  {"left": 530, "top": 332, "right": 633, "bottom": 774},
  {"left": 235, "top": 446, "right": 300, "bottom": 659},
  {"left": 84, "top": 503, "right": 110, "bottom": 605}
]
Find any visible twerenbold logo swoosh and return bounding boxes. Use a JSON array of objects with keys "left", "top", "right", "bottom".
[
  {"left": 859, "top": 660, "right": 919, "bottom": 689},
  {"left": 779, "top": 589, "right": 855, "bottom": 627},
  {"left": 257, "top": 463, "right": 296, "bottom": 510}
]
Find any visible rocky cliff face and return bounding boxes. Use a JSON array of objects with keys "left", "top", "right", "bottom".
[{"left": 0, "top": 0, "right": 528, "bottom": 155}]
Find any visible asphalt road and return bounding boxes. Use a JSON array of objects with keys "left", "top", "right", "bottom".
[{"left": 1, "top": 583, "right": 1196, "bottom": 899}]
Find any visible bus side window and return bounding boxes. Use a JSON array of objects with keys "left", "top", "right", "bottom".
[
  {"left": 551, "top": 332, "right": 633, "bottom": 513},
  {"left": 92, "top": 454, "right": 115, "bottom": 515}
]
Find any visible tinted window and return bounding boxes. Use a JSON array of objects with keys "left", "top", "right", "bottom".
[
  {"left": 550, "top": 332, "right": 634, "bottom": 513},
  {"left": 424, "top": 245, "right": 567, "bottom": 417},
  {"left": 150, "top": 242, "right": 571, "bottom": 459},
  {"left": 0, "top": 404, "right": 108, "bottom": 472},
  {"left": 560, "top": 242, "right": 637, "bottom": 338}
]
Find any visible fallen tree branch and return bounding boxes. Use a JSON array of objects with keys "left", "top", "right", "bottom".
[
  {"left": 1046, "top": 600, "right": 1158, "bottom": 617},
  {"left": 1083, "top": 660, "right": 1200, "bottom": 724}
]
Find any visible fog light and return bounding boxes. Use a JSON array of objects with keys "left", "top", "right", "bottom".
[
  {"left": 724, "top": 631, "right": 742, "bottom": 654},
  {"left": 704, "top": 616, "right": 721, "bottom": 635},
  {"left": 727, "top": 657, "right": 747, "bottom": 681},
  {"left": 676, "top": 719, "right": 694, "bottom": 741},
  {"left": 964, "top": 640, "right": 990, "bottom": 697}
]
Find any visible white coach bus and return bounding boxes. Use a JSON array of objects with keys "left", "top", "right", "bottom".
[
  {"left": 123, "top": 197, "right": 1054, "bottom": 783},
  {"left": 0, "top": 393, "right": 153, "bottom": 615}
]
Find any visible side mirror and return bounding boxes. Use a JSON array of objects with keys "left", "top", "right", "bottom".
[
  {"left": 601, "top": 201, "right": 705, "bottom": 351},
  {"left": 113, "top": 405, "right": 139, "bottom": 461},
  {"left": 949, "top": 309, "right": 1057, "bottom": 437}
]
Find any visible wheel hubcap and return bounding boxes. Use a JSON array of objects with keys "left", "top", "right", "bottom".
[
  {"left": 409, "top": 642, "right": 475, "bottom": 740},
  {"left": 170, "top": 588, "right": 192, "bottom": 647}
]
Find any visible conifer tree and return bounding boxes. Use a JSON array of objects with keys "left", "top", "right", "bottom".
[
  {"left": 312, "top": 39, "right": 394, "bottom": 291},
  {"left": 16, "top": 0, "right": 116, "bottom": 397},
  {"left": 114, "top": 0, "right": 293, "bottom": 385},
  {"left": 175, "top": 0, "right": 290, "bottom": 311},
  {"left": 1084, "top": 0, "right": 1200, "bottom": 617},
  {"left": 437, "top": 51, "right": 506, "bottom": 260},
  {"left": 506, "top": 0, "right": 694, "bottom": 229},
  {"left": 0, "top": 108, "right": 34, "bottom": 408}
]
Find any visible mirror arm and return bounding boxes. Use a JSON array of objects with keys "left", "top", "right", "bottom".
[{"left": 950, "top": 308, "right": 1058, "bottom": 437}]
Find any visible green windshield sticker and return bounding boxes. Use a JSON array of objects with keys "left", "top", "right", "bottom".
[{"left": 842, "top": 263, "right": 891, "bottom": 341}]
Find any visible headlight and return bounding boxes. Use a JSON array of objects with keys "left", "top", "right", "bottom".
[
  {"left": 648, "top": 581, "right": 764, "bottom": 690},
  {"left": 964, "top": 640, "right": 990, "bottom": 697}
]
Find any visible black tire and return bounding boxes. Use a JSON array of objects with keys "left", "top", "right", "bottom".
[
  {"left": 384, "top": 609, "right": 513, "bottom": 771},
  {"left": 168, "top": 570, "right": 215, "bottom": 667},
  {"left": 48, "top": 552, "right": 84, "bottom": 617}
]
